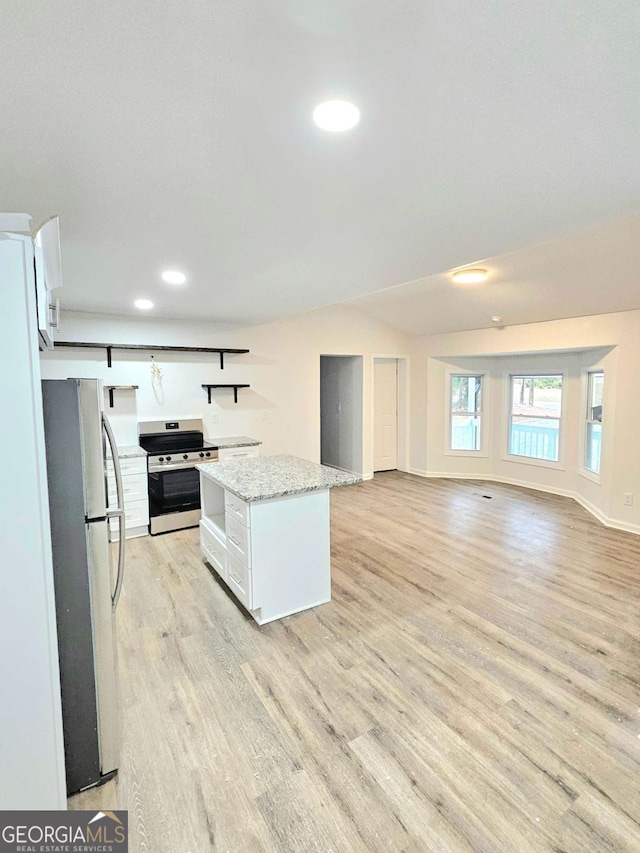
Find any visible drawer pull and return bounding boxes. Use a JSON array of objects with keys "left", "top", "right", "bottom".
[
  {"left": 229, "top": 534, "right": 241, "bottom": 547},
  {"left": 229, "top": 570, "right": 241, "bottom": 584}
]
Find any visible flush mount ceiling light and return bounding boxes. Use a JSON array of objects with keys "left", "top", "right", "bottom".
[
  {"left": 313, "top": 100, "right": 360, "bottom": 132},
  {"left": 134, "top": 299, "right": 154, "bottom": 310},
  {"left": 491, "top": 315, "right": 503, "bottom": 324},
  {"left": 161, "top": 270, "right": 187, "bottom": 285},
  {"left": 451, "top": 268, "right": 488, "bottom": 285}
]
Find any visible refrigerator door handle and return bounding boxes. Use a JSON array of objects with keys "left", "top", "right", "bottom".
[
  {"left": 102, "top": 414, "right": 126, "bottom": 611},
  {"left": 107, "top": 507, "right": 125, "bottom": 611}
]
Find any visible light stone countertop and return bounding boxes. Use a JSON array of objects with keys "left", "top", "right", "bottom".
[
  {"left": 197, "top": 454, "right": 362, "bottom": 502},
  {"left": 209, "top": 436, "right": 262, "bottom": 449},
  {"left": 107, "top": 444, "right": 147, "bottom": 459}
]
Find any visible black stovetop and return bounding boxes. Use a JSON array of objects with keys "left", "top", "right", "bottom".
[{"left": 139, "top": 431, "right": 218, "bottom": 455}]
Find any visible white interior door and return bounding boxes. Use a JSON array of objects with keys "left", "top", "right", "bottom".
[{"left": 374, "top": 359, "right": 398, "bottom": 472}]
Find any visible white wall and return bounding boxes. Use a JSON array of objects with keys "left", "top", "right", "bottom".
[
  {"left": 1, "top": 233, "right": 66, "bottom": 809},
  {"left": 409, "top": 309, "right": 640, "bottom": 533},
  {"left": 320, "top": 356, "right": 364, "bottom": 474},
  {"left": 41, "top": 304, "right": 410, "bottom": 479},
  {"left": 43, "top": 303, "right": 640, "bottom": 533}
]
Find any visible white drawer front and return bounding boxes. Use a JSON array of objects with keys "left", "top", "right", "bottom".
[
  {"left": 200, "top": 520, "right": 226, "bottom": 580},
  {"left": 106, "top": 455, "right": 147, "bottom": 476},
  {"left": 227, "top": 553, "right": 253, "bottom": 610},
  {"left": 108, "top": 471, "right": 148, "bottom": 504},
  {"left": 225, "top": 490, "right": 250, "bottom": 527},
  {"left": 108, "top": 499, "right": 149, "bottom": 539},
  {"left": 217, "top": 446, "right": 260, "bottom": 461},
  {"left": 226, "top": 513, "right": 251, "bottom": 567}
]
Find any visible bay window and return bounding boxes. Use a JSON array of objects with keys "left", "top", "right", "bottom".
[
  {"left": 585, "top": 370, "right": 604, "bottom": 474},
  {"left": 449, "top": 374, "right": 483, "bottom": 452},
  {"left": 509, "top": 374, "right": 563, "bottom": 462}
]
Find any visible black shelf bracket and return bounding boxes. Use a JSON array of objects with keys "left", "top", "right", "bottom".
[
  {"left": 202, "top": 384, "right": 250, "bottom": 404},
  {"left": 104, "top": 385, "right": 139, "bottom": 408}
]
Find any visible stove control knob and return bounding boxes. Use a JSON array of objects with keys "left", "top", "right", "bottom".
[
  {"left": 159, "top": 456, "right": 164, "bottom": 462},
  {"left": 205, "top": 451, "right": 211, "bottom": 457},
  {"left": 166, "top": 456, "right": 172, "bottom": 462},
  {"left": 199, "top": 452, "right": 205, "bottom": 458},
  {"left": 183, "top": 453, "right": 188, "bottom": 460}
]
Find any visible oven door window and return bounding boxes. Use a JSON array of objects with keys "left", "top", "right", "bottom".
[{"left": 148, "top": 468, "right": 200, "bottom": 516}]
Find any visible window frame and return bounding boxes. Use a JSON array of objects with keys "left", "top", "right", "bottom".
[
  {"left": 445, "top": 370, "right": 489, "bottom": 458},
  {"left": 579, "top": 368, "right": 604, "bottom": 484},
  {"left": 502, "top": 370, "right": 566, "bottom": 470}
]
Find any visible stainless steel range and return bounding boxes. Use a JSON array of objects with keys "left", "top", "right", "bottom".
[{"left": 138, "top": 419, "right": 218, "bottom": 535}]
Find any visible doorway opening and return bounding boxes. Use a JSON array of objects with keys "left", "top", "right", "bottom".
[{"left": 320, "top": 355, "right": 364, "bottom": 475}]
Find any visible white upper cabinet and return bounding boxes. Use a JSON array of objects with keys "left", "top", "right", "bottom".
[{"left": 33, "top": 216, "right": 63, "bottom": 351}]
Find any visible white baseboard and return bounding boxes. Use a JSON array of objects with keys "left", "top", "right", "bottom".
[
  {"left": 402, "top": 469, "right": 640, "bottom": 536},
  {"left": 481, "top": 474, "right": 576, "bottom": 500},
  {"left": 572, "top": 492, "right": 609, "bottom": 527},
  {"left": 573, "top": 493, "right": 640, "bottom": 535}
]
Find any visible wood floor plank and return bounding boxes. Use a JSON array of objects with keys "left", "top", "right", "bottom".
[
  {"left": 559, "top": 789, "right": 640, "bottom": 852},
  {"left": 348, "top": 730, "right": 507, "bottom": 853},
  {"left": 69, "top": 473, "right": 640, "bottom": 852}
]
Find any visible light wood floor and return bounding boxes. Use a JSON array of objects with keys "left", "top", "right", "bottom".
[{"left": 70, "top": 473, "right": 640, "bottom": 852}]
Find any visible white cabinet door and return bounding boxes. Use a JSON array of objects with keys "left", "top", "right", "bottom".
[
  {"left": 34, "top": 216, "right": 62, "bottom": 351},
  {"left": 106, "top": 457, "right": 149, "bottom": 540},
  {"left": 107, "top": 472, "right": 148, "bottom": 505},
  {"left": 108, "top": 500, "right": 149, "bottom": 540},
  {"left": 226, "top": 553, "right": 253, "bottom": 610}
]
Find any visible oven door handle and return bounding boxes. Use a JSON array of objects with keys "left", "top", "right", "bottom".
[
  {"left": 148, "top": 462, "right": 201, "bottom": 472},
  {"left": 103, "top": 414, "right": 126, "bottom": 612}
]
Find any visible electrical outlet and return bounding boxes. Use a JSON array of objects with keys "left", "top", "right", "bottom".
[
  {"left": 262, "top": 410, "right": 268, "bottom": 420},
  {"left": 624, "top": 493, "right": 634, "bottom": 507},
  {"left": 211, "top": 413, "right": 219, "bottom": 424},
  {"left": 336, "top": 402, "right": 342, "bottom": 413}
]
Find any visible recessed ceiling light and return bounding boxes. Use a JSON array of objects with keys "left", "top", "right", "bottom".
[
  {"left": 162, "top": 270, "right": 187, "bottom": 285},
  {"left": 134, "top": 299, "right": 154, "bottom": 310},
  {"left": 451, "top": 268, "right": 488, "bottom": 285},
  {"left": 313, "top": 100, "right": 360, "bottom": 132},
  {"left": 491, "top": 315, "right": 503, "bottom": 324}
]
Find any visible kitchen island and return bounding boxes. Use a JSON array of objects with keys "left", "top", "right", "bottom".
[{"left": 197, "top": 455, "right": 361, "bottom": 624}]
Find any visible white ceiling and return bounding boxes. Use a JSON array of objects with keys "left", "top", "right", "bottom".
[
  {"left": 2, "top": 1, "right": 639, "bottom": 328},
  {"left": 349, "top": 214, "right": 640, "bottom": 335}
]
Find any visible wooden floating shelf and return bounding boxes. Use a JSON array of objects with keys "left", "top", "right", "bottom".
[
  {"left": 202, "top": 384, "right": 250, "bottom": 404},
  {"left": 54, "top": 341, "right": 249, "bottom": 369},
  {"left": 103, "top": 385, "right": 139, "bottom": 408}
]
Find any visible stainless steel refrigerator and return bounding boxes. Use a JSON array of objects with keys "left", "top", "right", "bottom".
[{"left": 41, "top": 378, "right": 126, "bottom": 795}]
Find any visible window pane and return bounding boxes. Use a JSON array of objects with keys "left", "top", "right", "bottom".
[
  {"left": 451, "top": 375, "right": 482, "bottom": 414},
  {"left": 451, "top": 414, "right": 481, "bottom": 450},
  {"left": 510, "top": 417, "right": 560, "bottom": 461},
  {"left": 509, "top": 374, "right": 562, "bottom": 462},
  {"left": 588, "top": 372, "right": 603, "bottom": 422},
  {"left": 586, "top": 422, "right": 602, "bottom": 473},
  {"left": 511, "top": 375, "right": 563, "bottom": 417}
]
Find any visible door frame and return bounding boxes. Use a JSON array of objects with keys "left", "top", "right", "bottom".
[{"left": 370, "top": 354, "right": 410, "bottom": 478}]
